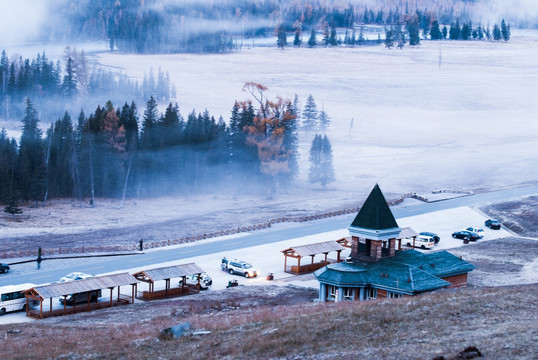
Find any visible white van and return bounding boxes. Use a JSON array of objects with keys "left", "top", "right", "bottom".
[
  {"left": 0, "top": 283, "right": 36, "bottom": 315},
  {"left": 406, "top": 235, "right": 435, "bottom": 249}
]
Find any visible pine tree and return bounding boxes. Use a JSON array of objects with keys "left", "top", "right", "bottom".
[
  {"left": 430, "top": 20, "right": 442, "bottom": 40},
  {"left": 319, "top": 107, "right": 330, "bottom": 133},
  {"left": 307, "top": 28, "right": 317, "bottom": 47},
  {"left": 308, "top": 134, "right": 335, "bottom": 189},
  {"left": 319, "top": 135, "right": 335, "bottom": 188},
  {"left": 385, "top": 28, "right": 395, "bottom": 49},
  {"left": 0, "top": 128, "right": 17, "bottom": 203},
  {"left": 4, "top": 199, "right": 22, "bottom": 219},
  {"left": 449, "top": 20, "right": 461, "bottom": 40},
  {"left": 276, "top": 22, "right": 287, "bottom": 49},
  {"left": 308, "top": 134, "right": 322, "bottom": 185},
  {"left": 407, "top": 15, "right": 421, "bottom": 46},
  {"left": 461, "top": 21, "right": 472, "bottom": 40},
  {"left": 302, "top": 94, "right": 317, "bottom": 133},
  {"left": 62, "top": 57, "right": 77, "bottom": 97},
  {"left": 501, "top": 19, "right": 510, "bottom": 41},
  {"left": 493, "top": 24, "right": 501, "bottom": 41},
  {"left": 140, "top": 96, "right": 159, "bottom": 151},
  {"left": 18, "top": 98, "right": 46, "bottom": 203},
  {"left": 442, "top": 26, "right": 448, "bottom": 40},
  {"left": 329, "top": 23, "right": 338, "bottom": 46}
]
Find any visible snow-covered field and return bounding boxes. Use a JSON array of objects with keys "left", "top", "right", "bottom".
[{"left": 95, "top": 29, "right": 538, "bottom": 195}]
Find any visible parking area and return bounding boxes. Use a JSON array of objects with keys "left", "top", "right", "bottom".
[{"left": 0, "top": 205, "right": 514, "bottom": 324}]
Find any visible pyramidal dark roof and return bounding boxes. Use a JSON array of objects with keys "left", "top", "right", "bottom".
[{"left": 350, "top": 184, "right": 398, "bottom": 230}]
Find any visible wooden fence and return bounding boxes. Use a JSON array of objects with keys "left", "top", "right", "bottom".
[{"left": 4, "top": 198, "right": 434, "bottom": 259}]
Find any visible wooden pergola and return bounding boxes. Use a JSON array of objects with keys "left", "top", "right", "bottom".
[
  {"left": 132, "top": 263, "right": 205, "bottom": 300},
  {"left": 22, "top": 272, "right": 138, "bottom": 319},
  {"left": 281, "top": 240, "right": 347, "bottom": 275},
  {"left": 399, "top": 227, "right": 419, "bottom": 249}
]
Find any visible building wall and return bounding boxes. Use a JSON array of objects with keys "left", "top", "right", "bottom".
[
  {"left": 442, "top": 273, "right": 468, "bottom": 288},
  {"left": 377, "top": 289, "right": 388, "bottom": 298}
]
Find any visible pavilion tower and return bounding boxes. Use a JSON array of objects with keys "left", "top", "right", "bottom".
[{"left": 348, "top": 184, "right": 401, "bottom": 263}]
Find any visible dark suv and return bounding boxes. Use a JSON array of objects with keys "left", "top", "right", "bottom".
[
  {"left": 0, "top": 263, "right": 10, "bottom": 273},
  {"left": 485, "top": 219, "right": 501, "bottom": 230},
  {"left": 452, "top": 230, "right": 480, "bottom": 241}
]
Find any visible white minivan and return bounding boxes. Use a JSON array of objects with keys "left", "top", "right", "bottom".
[{"left": 406, "top": 235, "right": 435, "bottom": 249}]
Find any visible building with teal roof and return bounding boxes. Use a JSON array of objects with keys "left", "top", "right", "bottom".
[{"left": 314, "top": 185, "right": 476, "bottom": 302}]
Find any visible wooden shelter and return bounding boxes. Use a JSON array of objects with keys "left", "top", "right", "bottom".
[
  {"left": 315, "top": 185, "right": 475, "bottom": 302},
  {"left": 22, "top": 272, "right": 137, "bottom": 319},
  {"left": 132, "top": 263, "right": 205, "bottom": 300},
  {"left": 399, "top": 227, "right": 419, "bottom": 249},
  {"left": 281, "top": 240, "right": 347, "bottom": 275}
]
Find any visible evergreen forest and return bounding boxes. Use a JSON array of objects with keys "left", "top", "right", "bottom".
[
  {"left": 0, "top": 84, "right": 313, "bottom": 206},
  {"left": 42, "top": 0, "right": 516, "bottom": 54}
]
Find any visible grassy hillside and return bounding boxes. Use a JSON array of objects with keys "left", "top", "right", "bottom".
[{"left": 1, "top": 283, "right": 536, "bottom": 359}]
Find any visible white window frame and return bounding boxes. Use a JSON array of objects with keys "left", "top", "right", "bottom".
[
  {"left": 343, "top": 287, "right": 354, "bottom": 301},
  {"left": 366, "top": 288, "right": 377, "bottom": 299}
]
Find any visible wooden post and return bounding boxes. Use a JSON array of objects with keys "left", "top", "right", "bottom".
[
  {"left": 131, "top": 284, "right": 135, "bottom": 304},
  {"left": 310, "top": 255, "right": 314, "bottom": 272},
  {"left": 39, "top": 298, "right": 43, "bottom": 319},
  {"left": 49, "top": 297, "right": 52, "bottom": 312},
  {"left": 284, "top": 254, "right": 287, "bottom": 272},
  {"left": 117, "top": 286, "right": 120, "bottom": 300},
  {"left": 297, "top": 257, "right": 301, "bottom": 275},
  {"left": 336, "top": 250, "right": 341, "bottom": 262},
  {"left": 110, "top": 288, "right": 113, "bottom": 307}
]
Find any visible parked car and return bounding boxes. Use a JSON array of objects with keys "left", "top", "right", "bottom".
[
  {"left": 58, "top": 272, "right": 100, "bottom": 305},
  {"left": 452, "top": 230, "right": 480, "bottom": 241},
  {"left": 406, "top": 235, "right": 435, "bottom": 249},
  {"left": 419, "top": 232, "right": 440, "bottom": 244},
  {"left": 59, "top": 272, "right": 94, "bottom": 283},
  {"left": 485, "top": 219, "right": 501, "bottom": 230},
  {"left": 464, "top": 227, "right": 485, "bottom": 238},
  {"left": 221, "top": 257, "right": 258, "bottom": 278},
  {"left": 0, "top": 263, "right": 10, "bottom": 273},
  {"left": 60, "top": 290, "right": 102, "bottom": 305},
  {"left": 179, "top": 273, "right": 212, "bottom": 290}
]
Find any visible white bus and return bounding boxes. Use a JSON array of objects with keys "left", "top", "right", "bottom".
[{"left": 0, "top": 283, "right": 35, "bottom": 315}]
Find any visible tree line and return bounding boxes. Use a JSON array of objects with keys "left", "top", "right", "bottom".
[
  {"left": 0, "top": 48, "right": 173, "bottom": 121},
  {"left": 42, "top": 1, "right": 512, "bottom": 54},
  {"left": 1, "top": 84, "right": 340, "bottom": 209}
]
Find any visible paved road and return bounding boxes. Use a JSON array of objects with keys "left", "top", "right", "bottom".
[{"left": 1, "top": 185, "right": 537, "bottom": 287}]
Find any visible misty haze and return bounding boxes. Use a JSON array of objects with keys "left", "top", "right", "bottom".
[{"left": 0, "top": 1, "right": 537, "bottom": 359}]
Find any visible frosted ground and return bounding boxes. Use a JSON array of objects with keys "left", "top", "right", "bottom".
[
  {"left": 96, "top": 29, "right": 538, "bottom": 196},
  {"left": 1, "top": 31, "right": 537, "bottom": 324}
]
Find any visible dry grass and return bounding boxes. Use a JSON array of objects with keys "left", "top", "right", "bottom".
[{"left": 1, "top": 284, "right": 536, "bottom": 360}]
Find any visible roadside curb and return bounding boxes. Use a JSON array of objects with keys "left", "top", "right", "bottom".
[{"left": 6, "top": 251, "right": 142, "bottom": 266}]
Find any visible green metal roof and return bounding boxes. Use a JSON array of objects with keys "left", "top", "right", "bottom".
[
  {"left": 390, "top": 249, "right": 477, "bottom": 277},
  {"left": 315, "top": 249, "right": 475, "bottom": 294},
  {"left": 350, "top": 184, "right": 399, "bottom": 230}
]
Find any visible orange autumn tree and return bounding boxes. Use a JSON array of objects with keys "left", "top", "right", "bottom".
[{"left": 242, "top": 82, "right": 296, "bottom": 197}]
